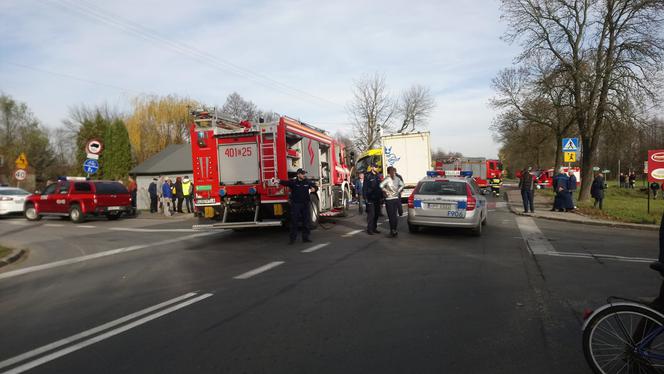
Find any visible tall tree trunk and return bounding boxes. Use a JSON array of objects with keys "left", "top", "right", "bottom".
[
  {"left": 578, "top": 137, "right": 594, "bottom": 201},
  {"left": 553, "top": 134, "right": 562, "bottom": 173}
]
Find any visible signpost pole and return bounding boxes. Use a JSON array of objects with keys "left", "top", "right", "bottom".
[
  {"left": 618, "top": 159, "right": 621, "bottom": 187},
  {"left": 648, "top": 185, "right": 651, "bottom": 213}
]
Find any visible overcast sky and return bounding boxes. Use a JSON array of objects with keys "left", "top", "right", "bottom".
[{"left": 0, "top": 0, "right": 521, "bottom": 158}]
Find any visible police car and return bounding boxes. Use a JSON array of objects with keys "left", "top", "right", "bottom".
[
  {"left": 407, "top": 170, "right": 488, "bottom": 236},
  {"left": 0, "top": 186, "right": 30, "bottom": 216}
]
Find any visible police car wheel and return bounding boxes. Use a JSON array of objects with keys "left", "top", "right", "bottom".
[
  {"left": 69, "top": 204, "right": 85, "bottom": 224},
  {"left": 471, "top": 217, "right": 482, "bottom": 237},
  {"left": 408, "top": 223, "right": 419, "bottom": 234},
  {"left": 24, "top": 204, "right": 41, "bottom": 221}
]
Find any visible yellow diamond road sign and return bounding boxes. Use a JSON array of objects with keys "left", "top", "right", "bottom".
[
  {"left": 564, "top": 152, "right": 577, "bottom": 163},
  {"left": 15, "top": 153, "right": 28, "bottom": 169}
]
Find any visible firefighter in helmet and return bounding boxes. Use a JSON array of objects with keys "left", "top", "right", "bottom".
[{"left": 278, "top": 168, "right": 318, "bottom": 244}]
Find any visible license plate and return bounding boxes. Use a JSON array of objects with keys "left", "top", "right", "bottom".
[
  {"left": 108, "top": 206, "right": 120, "bottom": 211},
  {"left": 196, "top": 198, "right": 216, "bottom": 204},
  {"left": 447, "top": 210, "right": 465, "bottom": 218},
  {"left": 428, "top": 203, "right": 453, "bottom": 210}
]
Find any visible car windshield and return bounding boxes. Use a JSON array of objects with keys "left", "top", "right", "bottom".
[
  {"left": 418, "top": 181, "right": 467, "bottom": 196},
  {"left": 94, "top": 182, "right": 129, "bottom": 194},
  {"left": 0, "top": 188, "right": 29, "bottom": 196}
]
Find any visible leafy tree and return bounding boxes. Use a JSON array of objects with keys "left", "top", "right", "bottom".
[{"left": 102, "top": 119, "right": 133, "bottom": 180}]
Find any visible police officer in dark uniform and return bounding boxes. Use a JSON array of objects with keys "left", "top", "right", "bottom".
[
  {"left": 363, "top": 162, "right": 382, "bottom": 235},
  {"left": 278, "top": 168, "right": 318, "bottom": 244}
]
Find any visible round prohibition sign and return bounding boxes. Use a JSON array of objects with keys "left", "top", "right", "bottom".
[
  {"left": 14, "top": 169, "right": 27, "bottom": 181},
  {"left": 86, "top": 139, "right": 104, "bottom": 155}
]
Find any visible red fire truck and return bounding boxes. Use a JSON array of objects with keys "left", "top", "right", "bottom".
[
  {"left": 434, "top": 157, "right": 504, "bottom": 191},
  {"left": 189, "top": 110, "right": 351, "bottom": 230}
]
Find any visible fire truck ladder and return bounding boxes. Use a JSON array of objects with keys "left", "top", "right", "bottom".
[{"left": 259, "top": 125, "right": 278, "bottom": 183}]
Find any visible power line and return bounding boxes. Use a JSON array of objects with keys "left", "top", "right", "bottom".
[
  {"left": 2, "top": 61, "right": 147, "bottom": 95},
  {"left": 49, "top": 0, "right": 343, "bottom": 109}
]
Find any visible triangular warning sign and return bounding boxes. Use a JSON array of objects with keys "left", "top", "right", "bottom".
[{"left": 563, "top": 138, "right": 577, "bottom": 151}]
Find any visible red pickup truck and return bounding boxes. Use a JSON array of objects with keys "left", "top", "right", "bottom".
[{"left": 24, "top": 178, "right": 132, "bottom": 223}]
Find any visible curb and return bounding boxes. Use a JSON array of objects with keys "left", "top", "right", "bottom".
[
  {"left": 504, "top": 191, "right": 659, "bottom": 231},
  {"left": 0, "top": 249, "right": 27, "bottom": 268}
]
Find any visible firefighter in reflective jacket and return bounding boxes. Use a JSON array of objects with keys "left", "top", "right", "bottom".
[{"left": 278, "top": 168, "right": 318, "bottom": 244}]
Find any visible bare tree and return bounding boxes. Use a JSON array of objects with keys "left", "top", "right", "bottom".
[
  {"left": 500, "top": 0, "right": 664, "bottom": 200},
  {"left": 347, "top": 73, "right": 395, "bottom": 152},
  {"left": 221, "top": 92, "right": 258, "bottom": 121},
  {"left": 396, "top": 85, "right": 435, "bottom": 133}
]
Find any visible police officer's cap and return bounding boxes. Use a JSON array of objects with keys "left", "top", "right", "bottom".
[{"left": 296, "top": 168, "right": 307, "bottom": 174}]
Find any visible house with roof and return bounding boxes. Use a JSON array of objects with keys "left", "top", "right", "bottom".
[{"left": 129, "top": 143, "right": 192, "bottom": 210}]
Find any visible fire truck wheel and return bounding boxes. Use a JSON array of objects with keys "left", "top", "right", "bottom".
[{"left": 309, "top": 194, "right": 320, "bottom": 229}]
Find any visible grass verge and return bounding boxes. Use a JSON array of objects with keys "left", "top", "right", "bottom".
[{"left": 0, "top": 245, "right": 13, "bottom": 259}]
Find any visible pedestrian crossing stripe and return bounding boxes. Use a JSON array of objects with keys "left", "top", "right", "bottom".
[{"left": 563, "top": 138, "right": 578, "bottom": 151}]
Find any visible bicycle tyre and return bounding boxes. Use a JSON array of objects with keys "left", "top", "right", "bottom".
[{"left": 583, "top": 303, "right": 664, "bottom": 374}]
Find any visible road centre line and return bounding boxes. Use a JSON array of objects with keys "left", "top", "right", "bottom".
[
  {"left": 77, "top": 225, "right": 95, "bottom": 228},
  {"left": 0, "top": 292, "right": 198, "bottom": 370},
  {"left": 1, "top": 293, "right": 213, "bottom": 374},
  {"left": 342, "top": 229, "right": 363, "bottom": 237},
  {"left": 0, "top": 232, "right": 217, "bottom": 280},
  {"left": 234, "top": 261, "right": 284, "bottom": 280},
  {"left": 109, "top": 227, "right": 197, "bottom": 233},
  {"left": 44, "top": 224, "right": 64, "bottom": 227},
  {"left": 301, "top": 243, "right": 330, "bottom": 253}
]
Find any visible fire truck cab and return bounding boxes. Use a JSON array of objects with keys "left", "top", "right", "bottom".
[{"left": 189, "top": 110, "right": 351, "bottom": 230}]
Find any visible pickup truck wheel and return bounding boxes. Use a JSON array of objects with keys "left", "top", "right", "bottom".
[
  {"left": 69, "top": 204, "right": 85, "bottom": 223},
  {"left": 24, "top": 204, "right": 41, "bottom": 221}
]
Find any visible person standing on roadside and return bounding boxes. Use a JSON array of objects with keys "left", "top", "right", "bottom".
[
  {"left": 182, "top": 176, "right": 194, "bottom": 213},
  {"left": 148, "top": 177, "right": 158, "bottom": 213},
  {"left": 363, "top": 163, "right": 382, "bottom": 235},
  {"left": 395, "top": 170, "right": 405, "bottom": 216},
  {"left": 591, "top": 173, "right": 606, "bottom": 209},
  {"left": 278, "top": 168, "right": 318, "bottom": 244},
  {"left": 519, "top": 167, "right": 535, "bottom": 213},
  {"left": 651, "top": 182, "right": 661, "bottom": 200},
  {"left": 354, "top": 172, "right": 365, "bottom": 215},
  {"left": 567, "top": 170, "right": 577, "bottom": 211},
  {"left": 629, "top": 172, "right": 636, "bottom": 189},
  {"left": 174, "top": 177, "right": 184, "bottom": 213},
  {"left": 128, "top": 176, "right": 137, "bottom": 212},
  {"left": 619, "top": 173, "right": 626, "bottom": 188},
  {"left": 380, "top": 166, "right": 405, "bottom": 237},
  {"left": 162, "top": 178, "right": 173, "bottom": 216},
  {"left": 553, "top": 168, "right": 570, "bottom": 212}
]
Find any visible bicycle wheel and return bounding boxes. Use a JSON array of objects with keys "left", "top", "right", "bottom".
[{"left": 583, "top": 303, "right": 664, "bottom": 374}]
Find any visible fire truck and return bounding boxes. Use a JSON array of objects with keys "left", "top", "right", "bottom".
[
  {"left": 434, "top": 157, "right": 504, "bottom": 192},
  {"left": 189, "top": 109, "right": 351, "bottom": 230}
]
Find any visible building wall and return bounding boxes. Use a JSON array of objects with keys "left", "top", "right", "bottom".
[{"left": 135, "top": 173, "right": 193, "bottom": 211}]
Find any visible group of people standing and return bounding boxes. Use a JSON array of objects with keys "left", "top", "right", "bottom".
[
  {"left": 147, "top": 176, "right": 194, "bottom": 216},
  {"left": 520, "top": 166, "right": 607, "bottom": 212},
  {"left": 356, "top": 163, "right": 404, "bottom": 237},
  {"left": 551, "top": 168, "right": 578, "bottom": 212},
  {"left": 619, "top": 172, "right": 637, "bottom": 189}
]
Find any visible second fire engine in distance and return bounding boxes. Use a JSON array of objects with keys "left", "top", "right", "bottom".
[
  {"left": 189, "top": 110, "right": 351, "bottom": 230},
  {"left": 407, "top": 170, "right": 488, "bottom": 236}
]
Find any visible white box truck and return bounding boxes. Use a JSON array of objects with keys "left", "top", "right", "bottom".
[{"left": 381, "top": 132, "right": 432, "bottom": 199}]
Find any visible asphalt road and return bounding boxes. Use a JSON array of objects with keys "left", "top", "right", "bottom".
[{"left": 0, "top": 193, "right": 659, "bottom": 373}]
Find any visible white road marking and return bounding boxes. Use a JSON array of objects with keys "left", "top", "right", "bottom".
[
  {"left": 301, "top": 243, "right": 330, "bottom": 253},
  {"left": 1, "top": 293, "right": 212, "bottom": 374},
  {"left": 514, "top": 216, "right": 654, "bottom": 263},
  {"left": 6, "top": 221, "right": 28, "bottom": 226},
  {"left": 0, "top": 232, "right": 217, "bottom": 280},
  {"left": 515, "top": 216, "right": 555, "bottom": 255},
  {"left": 488, "top": 209, "right": 496, "bottom": 212},
  {"left": 109, "top": 227, "right": 197, "bottom": 233},
  {"left": 544, "top": 251, "right": 655, "bottom": 263},
  {"left": 342, "top": 229, "right": 363, "bottom": 237},
  {"left": 77, "top": 225, "right": 95, "bottom": 228},
  {"left": 234, "top": 261, "right": 284, "bottom": 280},
  {"left": 0, "top": 292, "right": 198, "bottom": 370},
  {"left": 44, "top": 224, "right": 64, "bottom": 227}
]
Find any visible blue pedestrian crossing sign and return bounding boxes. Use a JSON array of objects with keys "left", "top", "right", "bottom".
[
  {"left": 562, "top": 138, "right": 579, "bottom": 151},
  {"left": 83, "top": 159, "right": 99, "bottom": 174}
]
